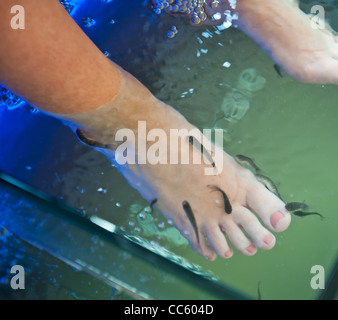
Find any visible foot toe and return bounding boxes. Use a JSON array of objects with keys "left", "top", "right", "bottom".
[
  {"left": 233, "top": 206, "right": 276, "bottom": 250},
  {"left": 204, "top": 223, "right": 233, "bottom": 259},
  {"left": 246, "top": 182, "right": 291, "bottom": 232},
  {"left": 219, "top": 217, "right": 257, "bottom": 256}
]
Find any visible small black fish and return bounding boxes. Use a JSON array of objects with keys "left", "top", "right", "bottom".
[
  {"left": 285, "top": 202, "right": 308, "bottom": 212},
  {"left": 235, "top": 154, "right": 261, "bottom": 173},
  {"left": 208, "top": 185, "right": 232, "bottom": 214},
  {"left": 257, "top": 281, "right": 263, "bottom": 300},
  {"left": 292, "top": 210, "right": 324, "bottom": 220},
  {"left": 188, "top": 136, "right": 216, "bottom": 168},
  {"left": 76, "top": 129, "right": 110, "bottom": 149},
  {"left": 150, "top": 198, "right": 158, "bottom": 213},
  {"left": 182, "top": 201, "right": 200, "bottom": 245},
  {"left": 273, "top": 64, "right": 283, "bottom": 78},
  {"left": 255, "top": 174, "right": 283, "bottom": 201}
]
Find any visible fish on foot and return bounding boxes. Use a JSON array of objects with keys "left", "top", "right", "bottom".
[
  {"left": 235, "top": 154, "right": 261, "bottom": 173},
  {"left": 207, "top": 185, "right": 232, "bottom": 214},
  {"left": 182, "top": 200, "right": 200, "bottom": 245}
]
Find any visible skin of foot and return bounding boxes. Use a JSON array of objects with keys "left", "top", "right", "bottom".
[
  {"left": 100, "top": 111, "right": 291, "bottom": 260},
  {"left": 58, "top": 65, "right": 291, "bottom": 260}
]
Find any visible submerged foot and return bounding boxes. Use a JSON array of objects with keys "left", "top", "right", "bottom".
[
  {"left": 99, "top": 126, "right": 291, "bottom": 260},
  {"left": 152, "top": 0, "right": 338, "bottom": 85}
]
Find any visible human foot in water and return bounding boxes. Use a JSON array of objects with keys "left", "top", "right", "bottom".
[
  {"left": 67, "top": 64, "right": 291, "bottom": 260},
  {"left": 231, "top": 0, "right": 338, "bottom": 85},
  {"left": 153, "top": 0, "right": 338, "bottom": 85},
  {"left": 93, "top": 116, "right": 291, "bottom": 260}
]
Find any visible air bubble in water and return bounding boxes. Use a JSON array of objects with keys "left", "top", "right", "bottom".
[
  {"left": 59, "top": 0, "right": 74, "bottom": 14},
  {"left": 128, "top": 221, "right": 135, "bottom": 228},
  {"left": 103, "top": 51, "right": 111, "bottom": 58},
  {"left": 0, "top": 86, "right": 25, "bottom": 110},
  {"left": 167, "top": 25, "right": 178, "bottom": 38},
  {"left": 167, "top": 30, "right": 175, "bottom": 38},
  {"left": 97, "top": 187, "right": 107, "bottom": 194},
  {"left": 30, "top": 107, "right": 39, "bottom": 114},
  {"left": 183, "top": 229, "right": 190, "bottom": 236},
  {"left": 138, "top": 212, "right": 146, "bottom": 221},
  {"left": 211, "top": 0, "right": 219, "bottom": 8},
  {"left": 134, "top": 227, "right": 142, "bottom": 233},
  {"left": 79, "top": 208, "right": 87, "bottom": 216},
  {"left": 192, "top": 14, "right": 201, "bottom": 25},
  {"left": 82, "top": 17, "right": 96, "bottom": 28}
]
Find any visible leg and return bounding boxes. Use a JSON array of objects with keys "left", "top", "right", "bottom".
[{"left": 0, "top": 0, "right": 119, "bottom": 113}]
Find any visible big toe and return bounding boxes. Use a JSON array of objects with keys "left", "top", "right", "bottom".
[{"left": 246, "top": 181, "right": 291, "bottom": 232}]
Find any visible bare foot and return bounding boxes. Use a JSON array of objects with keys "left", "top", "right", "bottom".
[
  {"left": 62, "top": 64, "right": 291, "bottom": 260},
  {"left": 233, "top": 0, "right": 338, "bottom": 84},
  {"left": 152, "top": 0, "right": 338, "bottom": 85},
  {"left": 97, "top": 116, "right": 291, "bottom": 260}
]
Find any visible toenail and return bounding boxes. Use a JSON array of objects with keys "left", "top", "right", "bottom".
[
  {"left": 225, "top": 250, "right": 232, "bottom": 258},
  {"left": 264, "top": 235, "right": 274, "bottom": 245},
  {"left": 270, "top": 211, "right": 285, "bottom": 228},
  {"left": 246, "top": 244, "right": 256, "bottom": 253}
]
